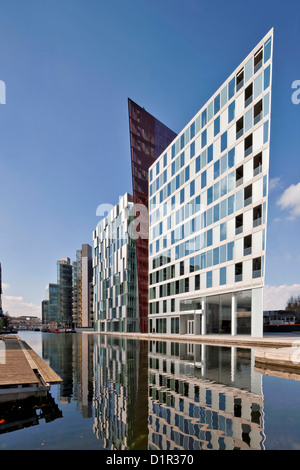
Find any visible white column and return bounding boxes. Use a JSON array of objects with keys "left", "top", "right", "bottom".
[
  {"left": 231, "top": 293, "right": 237, "bottom": 336},
  {"left": 201, "top": 298, "right": 206, "bottom": 335}
]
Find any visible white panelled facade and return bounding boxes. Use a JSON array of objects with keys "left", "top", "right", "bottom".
[{"left": 148, "top": 30, "right": 273, "bottom": 337}]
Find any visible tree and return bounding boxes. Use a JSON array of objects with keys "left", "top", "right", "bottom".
[{"left": 286, "top": 295, "right": 300, "bottom": 312}]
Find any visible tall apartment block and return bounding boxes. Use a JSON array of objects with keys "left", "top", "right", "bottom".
[
  {"left": 93, "top": 193, "right": 139, "bottom": 333},
  {"left": 128, "top": 99, "right": 177, "bottom": 333},
  {"left": 148, "top": 30, "right": 273, "bottom": 337},
  {"left": 73, "top": 244, "right": 93, "bottom": 328},
  {"left": 43, "top": 283, "right": 59, "bottom": 325},
  {"left": 57, "top": 257, "right": 73, "bottom": 326}
]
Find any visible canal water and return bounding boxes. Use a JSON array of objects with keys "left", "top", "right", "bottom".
[{"left": 1, "top": 331, "right": 300, "bottom": 450}]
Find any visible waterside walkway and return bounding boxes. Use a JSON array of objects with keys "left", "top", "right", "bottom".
[{"left": 84, "top": 331, "right": 300, "bottom": 372}]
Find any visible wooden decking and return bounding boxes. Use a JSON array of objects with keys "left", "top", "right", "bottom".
[{"left": 0, "top": 335, "right": 62, "bottom": 388}]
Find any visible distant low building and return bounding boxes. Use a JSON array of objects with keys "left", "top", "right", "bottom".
[{"left": 263, "top": 310, "right": 300, "bottom": 325}]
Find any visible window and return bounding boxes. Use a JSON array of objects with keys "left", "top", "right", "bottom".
[
  {"left": 207, "top": 187, "right": 213, "bottom": 205},
  {"left": 236, "top": 117, "right": 244, "bottom": 139},
  {"left": 236, "top": 165, "right": 243, "bottom": 187},
  {"left": 207, "top": 271, "right": 212, "bottom": 288},
  {"left": 207, "top": 228, "right": 213, "bottom": 246},
  {"left": 264, "top": 37, "right": 272, "bottom": 63},
  {"left": 253, "top": 257, "right": 262, "bottom": 278},
  {"left": 214, "top": 94, "right": 220, "bottom": 115},
  {"left": 253, "top": 204, "right": 262, "bottom": 227},
  {"left": 214, "top": 160, "right": 220, "bottom": 179},
  {"left": 201, "top": 129, "right": 207, "bottom": 148},
  {"left": 264, "top": 65, "right": 271, "bottom": 90},
  {"left": 220, "top": 267, "right": 226, "bottom": 286},
  {"left": 163, "top": 153, "right": 167, "bottom": 167},
  {"left": 254, "top": 99, "right": 263, "bottom": 125},
  {"left": 244, "top": 134, "right": 253, "bottom": 157},
  {"left": 190, "top": 122, "right": 195, "bottom": 139},
  {"left": 213, "top": 248, "right": 219, "bottom": 265},
  {"left": 235, "top": 263, "right": 243, "bottom": 282},
  {"left": 228, "top": 148, "right": 235, "bottom": 168},
  {"left": 245, "top": 83, "right": 253, "bottom": 107},
  {"left": 244, "top": 184, "right": 252, "bottom": 206},
  {"left": 180, "top": 261, "right": 185, "bottom": 276},
  {"left": 227, "top": 242, "right": 234, "bottom": 261},
  {"left": 263, "top": 120, "right": 269, "bottom": 144},
  {"left": 185, "top": 277, "right": 189, "bottom": 293},
  {"left": 214, "top": 116, "right": 220, "bottom": 136},
  {"left": 254, "top": 47, "right": 263, "bottom": 74},
  {"left": 221, "top": 131, "right": 227, "bottom": 152},
  {"left": 201, "top": 109, "right": 207, "bottom": 127},
  {"left": 228, "top": 101, "right": 235, "bottom": 123},
  {"left": 195, "top": 274, "right": 200, "bottom": 290},
  {"left": 208, "top": 144, "right": 213, "bottom": 163},
  {"left": 190, "top": 141, "right": 195, "bottom": 158},
  {"left": 201, "top": 170, "right": 207, "bottom": 189},
  {"left": 220, "top": 222, "right": 227, "bottom": 241},
  {"left": 236, "top": 68, "right": 244, "bottom": 91},
  {"left": 244, "top": 235, "right": 252, "bottom": 256},
  {"left": 236, "top": 213, "right": 243, "bottom": 235},
  {"left": 253, "top": 152, "right": 262, "bottom": 176},
  {"left": 190, "top": 180, "right": 195, "bottom": 197},
  {"left": 228, "top": 77, "right": 235, "bottom": 99}
]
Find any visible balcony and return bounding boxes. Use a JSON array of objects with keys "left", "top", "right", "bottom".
[
  {"left": 253, "top": 216, "right": 262, "bottom": 227},
  {"left": 253, "top": 269, "right": 262, "bottom": 279},
  {"left": 253, "top": 165, "right": 262, "bottom": 177},
  {"left": 244, "top": 196, "right": 252, "bottom": 207},
  {"left": 254, "top": 112, "right": 263, "bottom": 126},
  {"left": 244, "top": 247, "right": 252, "bottom": 256}
]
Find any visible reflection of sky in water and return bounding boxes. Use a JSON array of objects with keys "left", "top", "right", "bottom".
[{"left": 1, "top": 331, "right": 300, "bottom": 450}]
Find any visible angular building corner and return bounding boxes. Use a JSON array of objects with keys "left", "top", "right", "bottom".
[
  {"left": 148, "top": 29, "right": 273, "bottom": 337},
  {"left": 128, "top": 99, "right": 177, "bottom": 333}
]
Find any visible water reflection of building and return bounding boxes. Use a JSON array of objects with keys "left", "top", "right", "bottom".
[
  {"left": 42, "top": 333, "right": 94, "bottom": 417},
  {"left": 148, "top": 341, "right": 265, "bottom": 450},
  {"left": 93, "top": 336, "right": 148, "bottom": 450}
]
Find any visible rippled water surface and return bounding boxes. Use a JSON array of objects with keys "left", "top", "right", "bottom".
[{"left": 1, "top": 331, "right": 300, "bottom": 450}]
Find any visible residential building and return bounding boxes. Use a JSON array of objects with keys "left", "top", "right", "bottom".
[
  {"left": 148, "top": 30, "right": 273, "bottom": 337},
  {"left": 57, "top": 257, "right": 73, "bottom": 327},
  {"left": 44, "top": 283, "right": 59, "bottom": 325},
  {"left": 73, "top": 244, "right": 93, "bottom": 328},
  {"left": 93, "top": 193, "right": 139, "bottom": 333},
  {"left": 128, "top": 98, "right": 177, "bottom": 333}
]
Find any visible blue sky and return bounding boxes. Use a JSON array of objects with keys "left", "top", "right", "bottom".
[{"left": 0, "top": 0, "right": 299, "bottom": 316}]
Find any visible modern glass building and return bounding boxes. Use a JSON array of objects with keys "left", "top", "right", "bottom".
[
  {"left": 73, "top": 244, "right": 93, "bottom": 328},
  {"left": 93, "top": 193, "right": 139, "bottom": 333},
  {"left": 128, "top": 99, "right": 177, "bottom": 333},
  {"left": 57, "top": 257, "right": 73, "bottom": 327},
  {"left": 148, "top": 30, "right": 273, "bottom": 337},
  {"left": 44, "top": 283, "right": 59, "bottom": 325}
]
